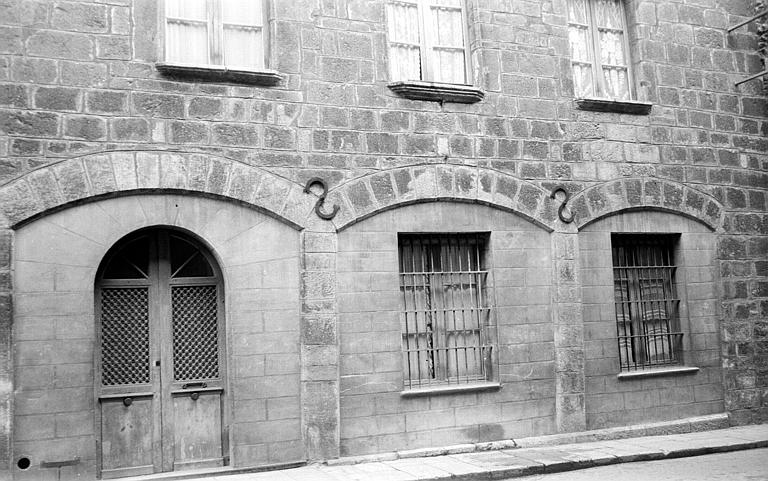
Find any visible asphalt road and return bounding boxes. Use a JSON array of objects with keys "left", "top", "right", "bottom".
[{"left": 514, "top": 448, "right": 768, "bottom": 480}]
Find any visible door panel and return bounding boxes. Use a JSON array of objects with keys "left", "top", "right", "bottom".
[
  {"left": 172, "top": 391, "right": 224, "bottom": 470},
  {"left": 100, "top": 396, "right": 154, "bottom": 479}
]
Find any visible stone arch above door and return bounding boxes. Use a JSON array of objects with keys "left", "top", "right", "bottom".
[
  {"left": 11, "top": 193, "right": 304, "bottom": 478},
  {"left": 0, "top": 151, "right": 315, "bottom": 229}
]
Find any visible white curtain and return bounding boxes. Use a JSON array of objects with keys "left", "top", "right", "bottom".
[
  {"left": 595, "top": 0, "right": 630, "bottom": 100},
  {"left": 429, "top": 0, "right": 466, "bottom": 84},
  {"left": 223, "top": 0, "right": 264, "bottom": 69},
  {"left": 387, "top": 1, "right": 422, "bottom": 81},
  {"left": 567, "top": 0, "right": 630, "bottom": 100},
  {"left": 165, "top": 0, "right": 209, "bottom": 65}
]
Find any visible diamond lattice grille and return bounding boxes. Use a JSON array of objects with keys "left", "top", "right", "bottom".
[
  {"left": 172, "top": 285, "right": 219, "bottom": 381},
  {"left": 101, "top": 288, "right": 150, "bottom": 385}
]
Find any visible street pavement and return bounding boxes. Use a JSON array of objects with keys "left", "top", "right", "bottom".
[
  {"left": 123, "top": 424, "right": 768, "bottom": 481},
  {"left": 513, "top": 447, "right": 768, "bottom": 480}
]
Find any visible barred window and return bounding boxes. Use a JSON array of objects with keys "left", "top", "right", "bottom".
[
  {"left": 398, "top": 233, "right": 493, "bottom": 389},
  {"left": 612, "top": 234, "right": 683, "bottom": 371},
  {"left": 165, "top": 0, "right": 267, "bottom": 70},
  {"left": 567, "top": 0, "right": 634, "bottom": 100},
  {"left": 386, "top": 0, "right": 471, "bottom": 84}
]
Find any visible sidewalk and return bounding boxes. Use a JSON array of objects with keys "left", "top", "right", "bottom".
[{"left": 129, "top": 423, "right": 768, "bottom": 481}]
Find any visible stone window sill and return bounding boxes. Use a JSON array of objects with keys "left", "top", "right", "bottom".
[
  {"left": 400, "top": 381, "right": 500, "bottom": 397},
  {"left": 575, "top": 97, "right": 652, "bottom": 115},
  {"left": 156, "top": 63, "right": 282, "bottom": 86},
  {"left": 617, "top": 366, "right": 699, "bottom": 380},
  {"left": 388, "top": 80, "right": 484, "bottom": 104}
]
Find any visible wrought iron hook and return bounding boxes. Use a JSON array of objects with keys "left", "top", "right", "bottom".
[
  {"left": 304, "top": 177, "right": 340, "bottom": 221},
  {"left": 550, "top": 185, "right": 574, "bottom": 224}
]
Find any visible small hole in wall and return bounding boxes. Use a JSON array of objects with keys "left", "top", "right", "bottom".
[{"left": 17, "top": 457, "right": 31, "bottom": 470}]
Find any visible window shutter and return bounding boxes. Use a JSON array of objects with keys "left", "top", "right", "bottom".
[
  {"left": 428, "top": 0, "right": 466, "bottom": 84},
  {"left": 387, "top": 1, "right": 422, "bottom": 81},
  {"left": 595, "top": 0, "right": 630, "bottom": 100},
  {"left": 222, "top": 0, "right": 265, "bottom": 69},
  {"left": 166, "top": 0, "right": 211, "bottom": 66}
]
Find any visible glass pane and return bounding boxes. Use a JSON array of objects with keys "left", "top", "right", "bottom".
[
  {"left": 170, "top": 235, "right": 214, "bottom": 278},
  {"left": 389, "top": 44, "right": 421, "bottom": 80},
  {"left": 602, "top": 66, "right": 629, "bottom": 100},
  {"left": 595, "top": 0, "right": 624, "bottom": 29},
  {"left": 599, "top": 30, "right": 625, "bottom": 66},
  {"left": 567, "top": 0, "right": 589, "bottom": 25},
  {"left": 223, "top": 0, "right": 263, "bottom": 26},
  {"left": 433, "top": 48, "right": 465, "bottom": 83},
  {"left": 572, "top": 63, "right": 594, "bottom": 98},
  {"left": 569, "top": 25, "right": 592, "bottom": 63},
  {"left": 387, "top": 1, "right": 420, "bottom": 44},
  {"left": 431, "top": 4, "right": 463, "bottom": 47},
  {"left": 166, "top": 21, "right": 210, "bottom": 65},
  {"left": 166, "top": 0, "right": 207, "bottom": 20},
  {"left": 224, "top": 26, "right": 264, "bottom": 68},
  {"left": 103, "top": 236, "right": 150, "bottom": 280}
]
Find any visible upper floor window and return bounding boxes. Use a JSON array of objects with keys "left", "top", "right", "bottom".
[
  {"left": 612, "top": 234, "right": 683, "bottom": 371},
  {"left": 165, "top": 0, "right": 266, "bottom": 70},
  {"left": 398, "top": 233, "right": 493, "bottom": 390},
  {"left": 386, "top": 0, "right": 470, "bottom": 85},
  {"left": 567, "top": 0, "right": 633, "bottom": 100}
]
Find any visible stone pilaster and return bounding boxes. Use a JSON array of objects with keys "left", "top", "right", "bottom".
[
  {"left": 551, "top": 225, "right": 586, "bottom": 433},
  {"left": 299, "top": 218, "right": 340, "bottom": 461}
]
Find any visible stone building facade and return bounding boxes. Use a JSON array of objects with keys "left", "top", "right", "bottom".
[{"left": 0, "top": 0, "right": 766, "bottom": 479}]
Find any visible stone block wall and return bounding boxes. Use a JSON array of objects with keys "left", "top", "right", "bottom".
[
  {"left": 580, "top": 211, "right": 723, "bottom": 429},
  {"left": 337, "top": 202, "right": 554, "bottom": 456},
  {"left": 0, "top": 0, "right": 766, "bottom": 477},
  {"left": 11, "top": 195, "right": 303, "bottom": 478}
]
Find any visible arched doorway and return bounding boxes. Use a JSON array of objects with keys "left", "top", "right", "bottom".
[{"left": 95, "top": 229, "right": 227, "bottom": 478}]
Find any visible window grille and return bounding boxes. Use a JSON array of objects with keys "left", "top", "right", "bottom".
[
  {"left": 165, "top": 0, "right": 266, "bottom": 70},
  {"left": 567, "top": 0, "right": 634, "bottom": 100},
  {"left": 101, "top": 287, "right": 151, "bottom": 386},
  {"left": 612, "top": 234, "right": 683, "bottom": 371},
  {"left": 386, "top": 0, "right": 470, "bottom": 84},
  {"left": 398, "top": 233, "right": 492, "bottom": 389}
]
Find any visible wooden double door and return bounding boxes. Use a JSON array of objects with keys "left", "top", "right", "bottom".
[{"left": 96, "top": 230, "right": 227, "bottom": 478}]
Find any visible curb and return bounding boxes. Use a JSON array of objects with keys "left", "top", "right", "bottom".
[{"left": 410, "top": 439, "right": 768, "bottom": 481}]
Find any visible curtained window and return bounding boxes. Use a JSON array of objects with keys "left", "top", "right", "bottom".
[
  {"left": 386, "top": 0, "right": 470, "bottom": 84},
  {"left": 165, "top": 0, "right": 267, "bottom": 70},
  {"left": 612, "top": 235, "right": 683, "bottom": 371},
  {"left": 399, "top": 234, "right": 493, "bottom": 389},
  {"left": 567, "top": 0, "right": 633, "bottom": 100}
]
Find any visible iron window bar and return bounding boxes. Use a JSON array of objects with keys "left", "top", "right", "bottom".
[
  {"left": 399, "top": 233, "right": 493, "bottom": 389},
  {"left": 612, "top": 234, "right": 682, "bottom": 372}
]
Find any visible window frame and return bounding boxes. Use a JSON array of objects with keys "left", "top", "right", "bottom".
[
  {"left": 163, "top": 0, "right": 269, "bottom": 71},
  {"left": 386, "top": 0, "right": 473, "bottom": 85},
  {"left": 611, "top": 234, "right": 685, "bottom": 372},
  {"left": 567, "top": 0, "right": 637, "bottom": 102},
  {"left": 157, "top": 0, "right": 281, "bottom": 85},
  {"left": 397, "top": 233, "right": 496, "bottom": 392}
]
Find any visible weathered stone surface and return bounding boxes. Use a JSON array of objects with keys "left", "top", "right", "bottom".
[
  {"left": 26, "top": 30, "right": 94, "bottom": 60},
  {"left": 0, "top": 110, "right": 58, "bottom": 136}
]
